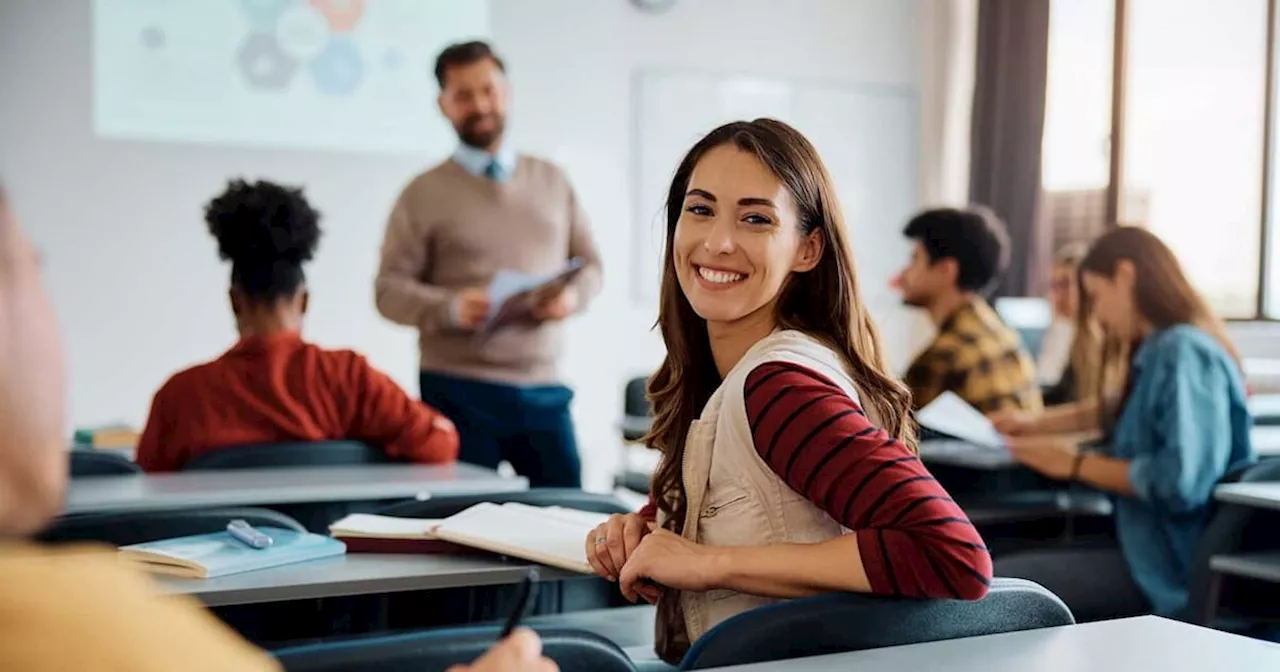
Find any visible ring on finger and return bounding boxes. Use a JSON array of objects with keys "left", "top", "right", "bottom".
[{"left": 594, "top": 536, "right": 608, "bottom": 545}]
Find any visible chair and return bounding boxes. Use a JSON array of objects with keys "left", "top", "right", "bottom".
[
  {"left": 184, "top": 441, "right": 397, "bottom": 532},
  {"left": 678, "top": 577, "right": 1073, "bottom": 670},
  {"left": 615, "top": 376, "right": 654, "bottom": 494},
  {"left": 183, "top": 440, "right": 392, "bottom": 470},
  {"left": 69, "top": 450, "right": 142, "bottom": 478},
  {"left": 274, "top": 626, "right": 637, "bottom": 672},
  {"left": 1186, "top": 459, "right": 1280, "bottom": 626},
  {"left": 38, "top": 507, "right": 304, "bottom": 546}
]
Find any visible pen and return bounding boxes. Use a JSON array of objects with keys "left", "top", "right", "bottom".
[
  {"left": 500, "top": 567, "right": 540, "bottom": 639},
  {"left": 227, "top": 519, "right": 273, "bottom": 550}
]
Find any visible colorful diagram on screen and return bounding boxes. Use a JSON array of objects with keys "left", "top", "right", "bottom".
[{"left": 93, "top": 0, "right": 489, "bottom": 155}]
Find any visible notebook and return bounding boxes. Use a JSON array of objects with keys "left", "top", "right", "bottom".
[
  {"left": 430, "top": 502, "right": 611, "bottom": 574},
  {"left": 119, "top": 528, "right": 347, "bottom": 579}
]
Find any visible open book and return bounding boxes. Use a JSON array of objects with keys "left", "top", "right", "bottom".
[
  {"left": 119, "top": 528, "right": 346, "bottom": 579},
  {"left": 476, "top": 258, "right": 585, "bottom": 341},
  {"left": 329, "top": 506, "right": 611, "bottom": 570}
]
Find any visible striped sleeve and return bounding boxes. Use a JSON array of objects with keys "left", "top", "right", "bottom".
[{"left": 745, "top": 361, "right": 992, "bottom": 600}]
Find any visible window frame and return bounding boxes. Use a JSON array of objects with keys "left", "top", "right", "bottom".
[{"left": 1095, "top": 0, "right": 1279, "bottom": 320}]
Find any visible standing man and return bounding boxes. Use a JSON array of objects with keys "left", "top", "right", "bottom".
[
  {"left": 375, "top": 41, "right": 601, "bottom": 488},
  {"left": 892, "top": 207, "right": 1042, "bottom": 414}
]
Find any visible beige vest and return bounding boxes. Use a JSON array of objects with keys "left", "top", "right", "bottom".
[{"left": 657, "top": 330, "right": 882, "bottom": 654}]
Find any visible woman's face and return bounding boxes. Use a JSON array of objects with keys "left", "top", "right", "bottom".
[
  {"left": 1049, "top": 263, "right": 1078, "bottom": 318},
  {"left": 1081, "top": 266, "right": 1137, "bottom": 339},
  {"left": 672, "top": 144, "right": 822, "bottom": 327}
]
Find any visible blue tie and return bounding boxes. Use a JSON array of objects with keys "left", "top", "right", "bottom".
[{"left": 484, "top": 159, "right": 502, "bottom": 181}]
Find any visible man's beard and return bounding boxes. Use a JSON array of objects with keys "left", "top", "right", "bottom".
[{"left": 456, "top": 112, "right": 505, "bottom": 150}]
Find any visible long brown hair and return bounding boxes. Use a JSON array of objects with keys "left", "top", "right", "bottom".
[
  {"left": 1077, "top": 227, "right": 1241, "bottom": 426},
  {"left": 1052, "top": 242, "right": 1110, "bottom": 401},
  {"left": 644, "top": 118, "right": 915, "bottom": 532}
]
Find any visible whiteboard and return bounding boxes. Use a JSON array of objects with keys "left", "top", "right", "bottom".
[{"left": 630, "top": 70, "right": 920, "bottom": 360}]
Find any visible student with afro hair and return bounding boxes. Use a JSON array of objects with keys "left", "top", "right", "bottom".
[{"left": 136, "top": 179, "right": 458, "bottom": 472}]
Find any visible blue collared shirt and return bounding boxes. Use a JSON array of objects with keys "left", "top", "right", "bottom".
[
  {"left": 452, "top": 144, "right": 517, "bottom": 182},
  {"left": 1109, "top": 324, "right": 1256, "bottom": 617}
]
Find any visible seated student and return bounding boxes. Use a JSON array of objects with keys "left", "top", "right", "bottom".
[
  {"left": 0, "top": 185, "right": 552, "bottom": 671},
  {"left": 991, "top": 227, "right": 1255, "bottom": 623},
  {"left": 1038, "top": 243, "right": 1086, "bottom": 403},
  {"left": 136, "top": 179, "right": 458, "bottom": 472},
  {"left": 894, "top": 207, "right": 1042, "bottom": 414},
  {"left": 582, "top": 120, "right": 992, "bottom": 664}
]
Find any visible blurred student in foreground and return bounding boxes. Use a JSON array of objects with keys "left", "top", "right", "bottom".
[
  {"left": 992, "top": 227, "right": 1255, "bottom": 622},
  {"left": 136, "top": 179, "right": 458, "bottom": 472},
  {"left": 893, "top": 207, "right": 1042, "bottom": 414},
  {"left": 0, "top": 186, "right": 551, "bottom": 670},
  {"left": 583, "top": 119, "right": 991, "bottom": 664}
]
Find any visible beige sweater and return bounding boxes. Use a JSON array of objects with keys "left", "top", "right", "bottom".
[{"left": 375, "top": 156, "right": 602, "bottom": 385}]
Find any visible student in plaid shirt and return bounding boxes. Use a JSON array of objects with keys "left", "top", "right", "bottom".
[{"left": 893, "top": 207, "right": 1042, "bottom": 414}]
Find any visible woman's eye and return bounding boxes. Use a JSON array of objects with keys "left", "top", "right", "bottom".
[
  {"left": 743, "top": 213, "right": 773, "bottom": 225},
  {"left": 684, "top": 204, "right": 713, "bottom": 216}
]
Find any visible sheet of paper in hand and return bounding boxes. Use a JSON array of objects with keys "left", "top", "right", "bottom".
[
  {"left": 915, "top": 391, "right": 1005, "bottom": 449},
  {"left": 475, "top": 258, "right": 585, "bottom": 341}
]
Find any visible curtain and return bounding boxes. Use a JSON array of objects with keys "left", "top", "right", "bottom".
[{"left": 969, "top": 0, "right": 1051, "bottom": 297}]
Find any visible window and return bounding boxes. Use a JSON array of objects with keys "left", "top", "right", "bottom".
[
  {"left": 1040, "top": 0, "right": 1115, "bottom": 254},
  {"left": 1042, "top": 0, "right": 1277, "bottom": 319}
]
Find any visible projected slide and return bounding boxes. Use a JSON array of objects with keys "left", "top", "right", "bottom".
[{"left": 93, "top": 0, "right": 489, "bottom": 154}]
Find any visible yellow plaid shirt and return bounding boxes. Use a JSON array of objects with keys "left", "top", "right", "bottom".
[{"left": 905, "top": 298, "right": 1043, "bottom": 414}]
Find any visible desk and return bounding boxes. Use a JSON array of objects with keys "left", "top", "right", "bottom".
[
  {"left": 64, "top": 463, "right": 526, "bottom": 515},
  {"left": 160, "top": 553, "right": 576, "bottom": 607},
  {"left": 1251, "top": 425, "right": 1280, "bottom": 457},
  {"left": 1215, "top": 482, "right": 1280, "bottom": 511},
  {"left": 1250, "top": 393, "right": 1280, "bottom": 426},
  {"left": 918, "top": 439, "right": 1014, "bottom": 470},
  {"left": 704, "top": 616, "right": 1280, "bottom": 671},
  {"left": 1210, "top": 550, "right": 1280, "bottom": 583}
]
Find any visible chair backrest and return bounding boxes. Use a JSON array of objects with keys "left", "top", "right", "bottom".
[
  {"left": 274, "top": 626, "right": 636, "bottom": 672},
  {"left": 183, "top": 440, "right": 391, "bottom": 471},
  {"left": 1184, "top": 458, "right": 1280, "bottom": 623},
  {"left": 69, "top": 450, "right": 142, "bottom": 478},
  {"left": 679, "top": 577, "right": 1073, "bottom": 670},
  {"left": 378, "top": 488, "right": 635, "bottom": 519},
  {"left": 624, "top": 377, "right": 650, "bottom": 419},
  {"left": 38, "top": 507, "right": 305, "bottom": 547}
]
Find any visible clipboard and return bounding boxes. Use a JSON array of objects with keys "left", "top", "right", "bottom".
[{"left": 474, "top": 258, "right": 585, "bottom": 342}]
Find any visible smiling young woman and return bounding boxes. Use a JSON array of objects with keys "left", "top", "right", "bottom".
[{"left": 584, "top": 119, "right": 992, "bottom": 663}]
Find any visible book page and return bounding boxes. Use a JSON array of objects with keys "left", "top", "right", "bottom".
[
  {"left": 329, "top": 514, "right": 441, "bottom": 539},
  {"left": 915, "top": 391, "right": 1004, "bottom": 449},
  {"left": 432, "top": 502, "right": 602, "bottom": 574}
]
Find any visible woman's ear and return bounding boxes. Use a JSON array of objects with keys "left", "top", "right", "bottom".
[
  {"left": 793, "top": 229, "right": 824, "bottom": 272},
  {"left": 1114, "top": 259, "right": 1137, "bottom": 291}
]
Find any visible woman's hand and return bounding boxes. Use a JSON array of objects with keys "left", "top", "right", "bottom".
[
  {"left": 989, "top": 408, "right": 1039, "bottom": 436},
  {"left": 584, "top": 513, "right": 651, "bottom": 582},
  {"left": 1005, "top": 435, "right": 1079, "bottom": 480},
  {"left": 618, "top": 527, "right": 725, "bottom": 604}
]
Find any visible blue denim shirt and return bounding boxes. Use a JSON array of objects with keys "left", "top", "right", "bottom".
[{"left": 1109, "top": 324, "right": 1255, "bottom": 617}]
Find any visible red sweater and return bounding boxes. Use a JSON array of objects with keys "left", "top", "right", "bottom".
[
  {"left": 642, "top": 361, "right": 991, "bottom": 600},
  {"left": 136, "top": 332, "right": 458, "bottom": 472}
]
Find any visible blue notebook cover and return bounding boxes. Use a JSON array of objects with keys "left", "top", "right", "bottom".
[{"left": 120, "top": 527, "right": 347, "bottom": 579}]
